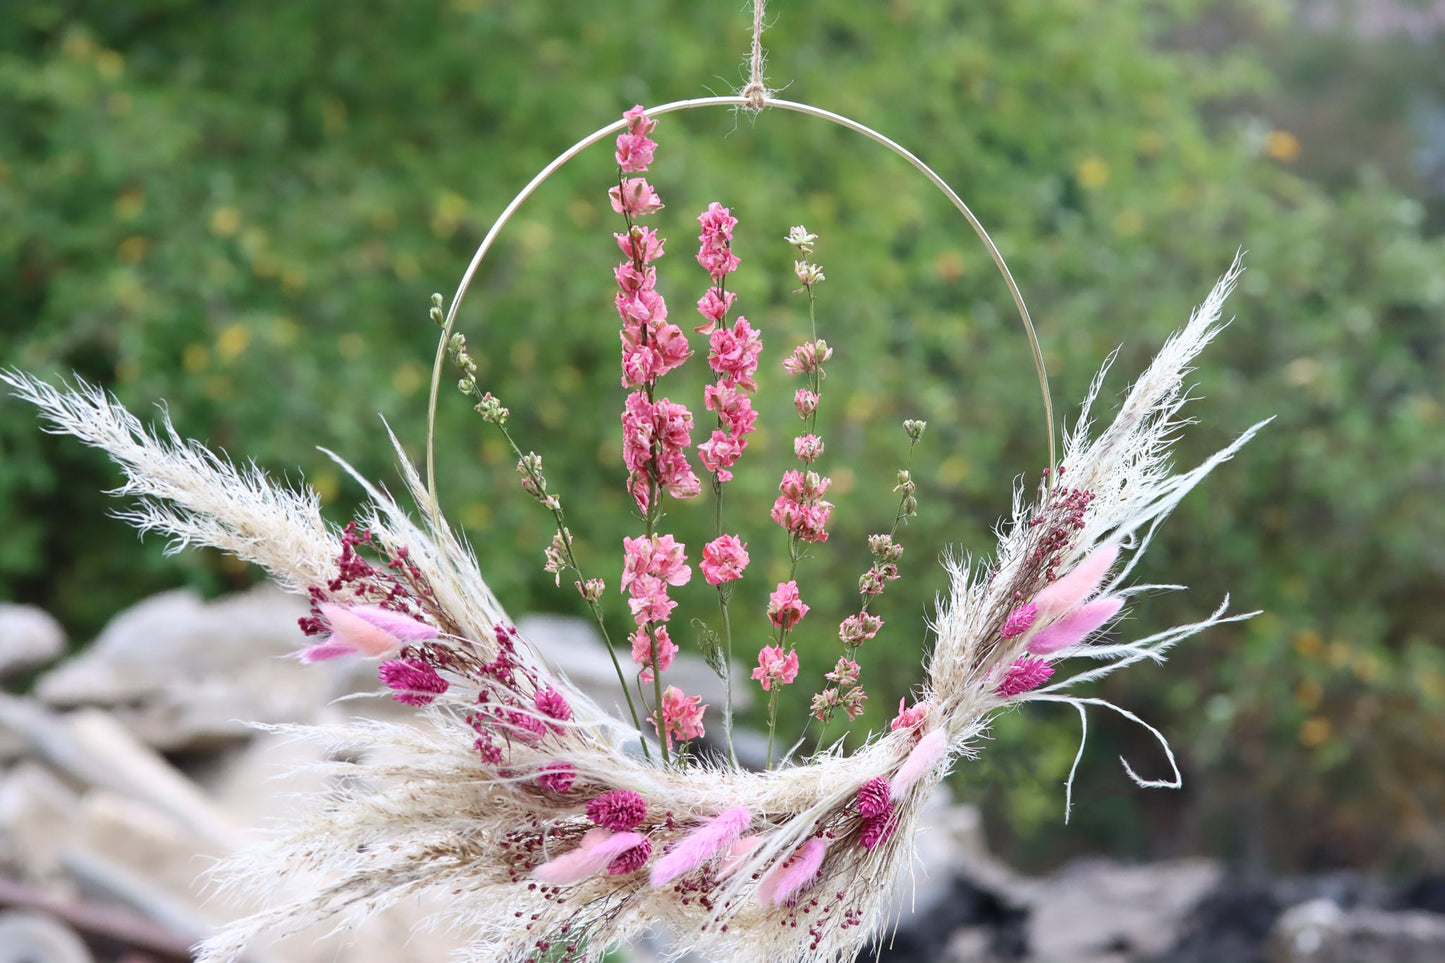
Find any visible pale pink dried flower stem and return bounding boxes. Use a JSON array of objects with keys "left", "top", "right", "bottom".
[
  {"left": 813, "top": 423, "right": 925, "bottom": 742},
  {"left": 692, "top": 202, "right": 754, "bottom": 768},
  {"left": 609, "top": 106, "right": 703, "bottom": 764}
]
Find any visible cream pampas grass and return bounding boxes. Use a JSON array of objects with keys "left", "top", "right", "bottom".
[{"left": 0, "top": 248, "right": 1268, "bottom": 961}]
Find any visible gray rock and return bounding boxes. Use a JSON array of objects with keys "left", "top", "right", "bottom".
[
  {"left": 0, "top": 910, "right": 94, "bottom": 963},
  {"left": 0, "top": 604, "right": 66, "bottom": 679},
  {"left": 35, "top": 586, "right": 328, "bottom": 750},
  {"left": 0, "top": 761, "right": 81, "bottom": 886},
  {"left": 0, "top": 697, "right": 238, "bottom": 848},
  {"left": 1022, "top": 858, "right": 1222, "bottom": 962},
  {"left": 1271, "top": 898, "right": 1445, "bottom": 963}
]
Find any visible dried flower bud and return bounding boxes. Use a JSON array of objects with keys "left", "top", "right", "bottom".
[
  {"left": 576, "top": 578, "right": 606, "bottom": 602},
  {"left": 793, "top": 260, "right": 826, "bottom": 289},
  {"left": 793, "top": 434, "right": 825, "bottom": 463},
  {"left": 868, "top": 534, "right": 904, "bottom": 563},
  {"left": 517, "top": 453, "right": 546, "bottom": 498},
  {"left": 475, "top": 392, "right": 509, "bottom": 424},
  {"left": 903, "top": 419, "right": 926, "bottom": 442},
  {"left": 543, "top": 531, "right": 567, "bottom": 585},
  {"left": 838, "top": 612, "right": 884, "bottom": 645},
  {"left": 794, "top": 389, "right": 819, "bottom": 418},
  {"left": 825, "top": 657, "right": 860, "bottom": 687},
  {"left": 903, "top": 495, "right": 918, "bottom": 517},
  {"left": 858, "top": 568, "right": 885, "bottom": 596},
  {"left": 810, "top": 687, "right": 840, "bottom": 721},
  {"left": 785, "top": 224, "right": 817, "bottom": 255}
]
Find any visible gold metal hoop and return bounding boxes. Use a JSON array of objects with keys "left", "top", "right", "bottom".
[{"left": 426, "top": 96, "right": 1056, "bottom": 517}]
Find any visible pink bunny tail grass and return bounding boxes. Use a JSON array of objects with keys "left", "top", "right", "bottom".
[
  {"left": 757, "top": 837, "right": 827, "bottom": 905},
  {"left": 313, "top": 603, "right": 407, "bottom": 659},
  {"left": 534, "top": 829, "right": 649, "bottom": 886},
  {"left": 1026, "top": 596, "right": 1125, "bottom": 655},
  {"left": 344, "top": 603, "right": 439, "bottom": 641},
  {"left": 718, "top": 834, "right": 763, "bottom": 879},
  {"left": 296, "top": 641, "right": 359, "bottom": 663},
  {"left": 1032, "top": 543, "right": 1119, "bottom": 620},
  {"left": 649, "top": 806, "right": 751, "bottom": 887},
  {"left": 891, "top": 729, "right": 947, "bottom": 801}
]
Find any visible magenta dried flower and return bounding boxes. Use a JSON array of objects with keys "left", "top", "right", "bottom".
[
  {"left": 587, "top": 789, "right": 648, "bottom": 832},
  {"left": 855, "top": 777, "right": 893, "bottom": 819},
  {"left": 536, "top": 762, "right": 576, "bottom": 794},
  {"left": 860, "top": 812, "right": 895, "bottom": 851},
  {"left": 995, "top": 656, "right": 1055, "bottom": 698},
  {"left": 534, "top": 687, "right": 572, "bottom": 731},
  {"left": 607, "top": 836, "right": 653, "bottom": 875},
  {"left": 377, "top": 658, "right": 448, "bottom": 706},
  {"left": 1001, "top": 603, "right": 1039, "bottom": 640}
]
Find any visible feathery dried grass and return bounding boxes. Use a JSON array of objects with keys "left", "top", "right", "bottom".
[{"left": 5, "top": 258, "right": 1264, "bottom": 962}]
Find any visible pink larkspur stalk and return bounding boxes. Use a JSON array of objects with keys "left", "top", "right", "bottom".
[
  {"left": 767, "top": 580, "right": 810, "bottom": 631},
  {"left": 700, "top": 534, "right": 749, "bottom": 585},
  {"left": 751, "top": 645, "right": 800, "bottom": 692},
  {"left": 649, "top": 686, "right": 705, "bottom": 750},
  {"left": 615, "top": 104, "right": 657, "bottom": 172},
  {"left": 890, "top": 699, "right": 930, "bottom": 735},
  {"left": 629, "top": 624, "right": 677, "bottom": 683}
]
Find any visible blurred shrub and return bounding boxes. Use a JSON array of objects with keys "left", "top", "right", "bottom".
[{"left": 1, "top": 0, "right": 1441, "bottom": 871}]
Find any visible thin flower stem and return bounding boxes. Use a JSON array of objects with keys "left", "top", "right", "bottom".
[
  {"left": 487, "top": 417, "right": 650, "bottom": 760},
  {"left": 814, "top": 432, "right": 922, "bottom": 751},
  {"left": 717, "top": 582, "right": 739, "bottom": 768}
]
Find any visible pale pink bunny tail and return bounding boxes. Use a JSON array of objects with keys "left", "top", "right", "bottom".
[
  {"left": 297, "top": 641, "right": 359, "bottom": 663},
  {"left": 1026, "top": 596, "right": 1124, "bottom": 655},
  {"left": 719, "top": 834, "right": 763, "bottom": 879},
  {"left": 891, "top": 729, "right": 947, "bottom": 801},
  {"left": 649, "top": 806, "right": 751, "bottom": 887},
  {"left": 316, "top": 602, "right": 407, "bottom": 658},
  {"left": 757, "top": 837, "right": 827, "bottom": 905},
  {"left": 534, "top": 829, "right": 649, "bottom": 886},
  {"left": 346, "top": 603, "right": 439, "bottom": 641},
  {"left": 1032, "top": 543, "right": 1119, "bottom": 620}
]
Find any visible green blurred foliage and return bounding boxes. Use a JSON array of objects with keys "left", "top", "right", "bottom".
[{"left": 1, "top": 0, "right": 1441, "bottom": 873}]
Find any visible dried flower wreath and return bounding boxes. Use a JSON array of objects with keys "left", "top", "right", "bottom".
[{"left": 3, "top": 56, "right": 1269, "bottom": 963}]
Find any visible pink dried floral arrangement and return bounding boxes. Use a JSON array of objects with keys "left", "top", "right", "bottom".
[{"left": 2, "top": 100, "right": 1268, "bottom": 962}]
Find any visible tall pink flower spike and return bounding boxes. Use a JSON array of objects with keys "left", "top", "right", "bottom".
[
  {"left": 890, "top": 728, "right": 948, "bottom": 801},
  {"left": 300, "top": 602, "right": 438, "bottom": 662},
  {"left": 1027, "top": 596, "right": 1125, "bottom": 655},
  {"left": 1032, "top": 542, "right": 1119, "bottom": 620},
  {"left": 649, "top": 806, "right": 751, "bottom": 887},
  {"left": 533, "top": 829, "right": 650, "bottom": 885},
  {"left": 757, "top": 837, "right": 827, "bottom": 905}
]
